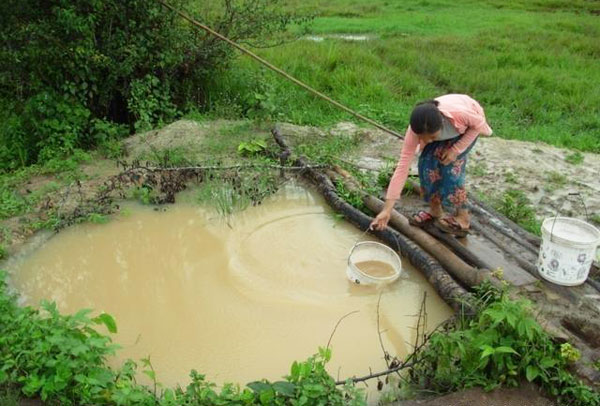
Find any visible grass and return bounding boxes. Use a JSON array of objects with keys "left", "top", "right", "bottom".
[
  {"left": 493, "top": 189, "right": 542, "bottom": 235},
  {"left": 0, "top": 386, "right": 19, "bottom": 406},
  {"left": 544, "top": 170, "right": 568, "bottom": 192},
  {"left": 204, "top": 0, "right": 600, "bottom": 152},
  {"left": 565, "top": 151, "right": 584, "bottom": 165}
]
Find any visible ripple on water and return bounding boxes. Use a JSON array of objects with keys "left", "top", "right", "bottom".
[{"left": 6, "top": 183, "right": 452, "bottom": 399}]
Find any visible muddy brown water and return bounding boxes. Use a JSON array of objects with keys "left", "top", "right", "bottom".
[
  {"left": 355, "top": 260, "right": 398, "bottom": 278},
  {"left": 6, "top": 183, "right": 452, "bottom": 398}
]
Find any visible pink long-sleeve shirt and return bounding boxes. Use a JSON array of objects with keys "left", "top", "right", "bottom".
[{"left": 385, "top": 94, "right": 493, "bottom": 201}]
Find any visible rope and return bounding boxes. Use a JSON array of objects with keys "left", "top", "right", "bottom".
[{"left": 157, "top": 0, "right": 404, "bottom": 140}]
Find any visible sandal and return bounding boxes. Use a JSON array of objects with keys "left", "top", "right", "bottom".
[
  {"left": 409, "top": 211, "right": 435, "bottom": 228},
  {"left": 435, "top": 216, "right": 470, "bottom": 238}
]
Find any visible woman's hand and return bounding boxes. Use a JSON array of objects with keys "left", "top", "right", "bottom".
[
  {"left": 370, "top": 207, "right": 392, "bottom": 230},
  {"left": 440, "top": 148, "right": 458, "bottom": 165}
]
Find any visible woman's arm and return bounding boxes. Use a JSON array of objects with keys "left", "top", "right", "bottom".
[
  {"left": 450, "top": 127, "right": 479, "bottom": 155},
  {"left": 371, "top": 127, "right": 419, "bottom": 230},
  {"left": 385, "top": 128, "right": 419, "bottom": 201}
]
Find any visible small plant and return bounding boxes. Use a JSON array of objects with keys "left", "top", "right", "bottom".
[
  {"left": 560, "top": 343, "right": 581, "bottom": 363},
  {"left": 86, "top": 213, "right": 109, "bottom": 224},
  {"left": 494, "top": 189, "right": 541, "bottom": 236},
  {"left": 0, "top": 386, "right": 19, "bottom": 406},
  {"left": 504, "top": 171, "right": 518, "bottom": 184},
  {"left": 469, "top": 162, "right": 488, "bottom": 177},
  {"left": 237, "top": 139, "right": 267, "bottom": 156},
  {"left": 410, "top": 282, "right": 600, "bottom": 406},
  {"left": 132, "top": 186, "right": 155, "bottom": 205},
  {"left": 565, "top": 151, "right": 584, "bottom": 165},
  {"left": 0, "top": 245, "right": 6, "bottom": 260},
  {"left": 545, "top": 171, "right": 568, "bottom": 187},
  {"left": 376, "top": 166, "right": 395, "bottom": 190},
  {"left": 335, "top": 180, "right": 366, "bottom": 211}
]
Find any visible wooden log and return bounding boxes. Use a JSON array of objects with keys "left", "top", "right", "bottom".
[
  {"left": 469, "top": 204, "right": 540, "bottom": 255},
  {"left": 391, "top": 204, "right": 496, "bottom": 271},
  {"left": 272, "top": 128, "right": 474, "bottom": 313},
  {"left": 329, "top": 167, "right": 498, "bottom": 289},
  {"left": 467, "top": 197, "right": 542, "bottom": 247}
]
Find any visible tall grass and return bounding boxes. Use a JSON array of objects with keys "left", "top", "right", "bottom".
[{"left": 204, "top": 0, "right": 600, "bottom": 152}]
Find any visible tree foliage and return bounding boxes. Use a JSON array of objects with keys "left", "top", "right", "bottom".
[{"left": 0, "top": 0, "right": 307, "bottom": 170}]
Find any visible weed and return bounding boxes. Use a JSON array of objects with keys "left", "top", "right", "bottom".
[
  {"left": 375, "top": 164, "right": 396, "bottom": 191},
  {"left": 335, "top": 179, "right": 365, "bottom": 211},
  {"left": 469, "top": 162, "right": 488, "bottom": 177},
  {"left": 504, "top": 171, "right": 518, "bottom": 184},
  {"left": 140, "top": 147, "right": 191, "bottom": 167},
  {"left": 0, "top": 189, "right": 28, "bottom": 220},
  {"left": 0, "top": 386, "right": 19, "bottom": 406},
  {"left": 237, "top": 139, "right": 268, "bottom": 156},
  {"left": 546, "top": 171, "right": 568, "bottom": 186},
  {"left": 410, "top": 281, "right": 600, "bottom": 406},
  {"left": 591, "top": 214, "right": 600, "bottom": 226},
  {"left": 132, "top": 186, "right": 156, "bottom": 205},
  {"left": 86, "top": 213, "right": 110, "bottom": 224},
  {"left": 565, "top": 151, "right": 584, "bottom": 165},
  {"left": 0, "top": 245, "right": 6, "bottom": 260},
  {"left": 544, "top": 170, "right": 568, "bottom": 192},
  {"left": 196, "top": 170, "right": 280, "bottom": 218},
  {"left": 493, "top": 189, "right": 542, "bottom": 236}
]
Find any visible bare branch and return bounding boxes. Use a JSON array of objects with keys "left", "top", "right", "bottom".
[{"left": 326, "top": 311, "right": 360, "bottom": 350}]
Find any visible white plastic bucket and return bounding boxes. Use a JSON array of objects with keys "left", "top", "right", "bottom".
[
  {"left": 537, "top": 217, "right": 600, "bottom": 286},
  {"left": 346, "top": 241, "right": 401, "bottom": 285}
]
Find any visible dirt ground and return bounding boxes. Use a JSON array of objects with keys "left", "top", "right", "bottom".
[
  {"left": 393, "top": 383, "right": 555, "bottom": 406},
  {"left": 307, "top": 121, "right": 600, "bottom": 223}
]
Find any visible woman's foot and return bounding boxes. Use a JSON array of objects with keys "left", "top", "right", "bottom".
[
  {"left": 436, "top": 216, "right": 470, "bottom": 237},
  {"left": 409, "top": 211, "right": 436, "bottom": 227}
]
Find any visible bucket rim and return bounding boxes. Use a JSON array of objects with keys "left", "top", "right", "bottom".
[
  {"left": 541, "top": 216, "right": 600, "bottom": 247},
  {"left": 347, "top": 241, "right": 402, "bottom": 281}
]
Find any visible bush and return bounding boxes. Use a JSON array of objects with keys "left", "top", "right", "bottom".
[
  {"left": 410, "top": 282, "right": 600, "bottom": 406},
  {"left": 0, "top": 0, "right": 307, "bottom": 168}
]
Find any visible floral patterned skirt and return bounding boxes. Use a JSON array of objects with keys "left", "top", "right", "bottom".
[{"left": 417, "top": 138, "right": 476, "bottom": 210}]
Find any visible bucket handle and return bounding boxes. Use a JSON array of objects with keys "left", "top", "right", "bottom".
[{"left": 550, "top": 192, "right": 589, "bottom": 243}]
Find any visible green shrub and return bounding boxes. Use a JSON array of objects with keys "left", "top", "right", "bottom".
[
  {"left": 494, "top": 189, "right": 542, "bottom": 236},
  {"left": 0, "top": 0, "right": 307, "bottom": 168},
  {"left": 410, "top": 282, "right": 600, "bottom": 406}
]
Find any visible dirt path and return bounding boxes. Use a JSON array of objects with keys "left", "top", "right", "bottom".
[{"left": 393, "top": 382, "right": 555, "bottom": 406}]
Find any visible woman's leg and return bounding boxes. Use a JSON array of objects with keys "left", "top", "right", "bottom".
[
  {"left": 418, "top": 141, "right": 446, "bottom": 221},
  {"left": 439, "top": 140, "right": 477, "bottom": 230}
]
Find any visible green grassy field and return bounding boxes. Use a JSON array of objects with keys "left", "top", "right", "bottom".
[{"left": 205, "top": 0, "right": 600, "bottom": 152}]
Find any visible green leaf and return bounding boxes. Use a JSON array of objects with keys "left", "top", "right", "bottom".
[
  {"left": 495, "top": 346, "right": 518, "bottom": 355},
  {"left": 259, "top": 388, "right": 275, "bottom": 404},
  {"left": 143, "top": 370, "right": 156, "bottom": 381},
  {"left": 540, "top": 357, "right": 557, "bottom": 369},
  {"left": 93, "top": 313, "right": 117, "bottom": 333},
  {"left": 526, "top": 365, "right": 539, "bottom": 382},
  {"left": 480, "top": 345, "right": 495, "bottom": 359},
  {"left": 247, "top": 381, "right": 272, "bottom": 393},
  {"left": 290, "top": 361, "right": 300, "bottom": 380},
  {"left": 273, "top": 381, "right": 296, "bottom": 396}
]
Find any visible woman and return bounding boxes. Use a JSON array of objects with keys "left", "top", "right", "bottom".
[{"left": 370, "top": 94, "right": 492, "bottom": 236}]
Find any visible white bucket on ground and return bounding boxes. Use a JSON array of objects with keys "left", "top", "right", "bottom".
[
  {"left": 537, "top": 217, "right": 600, "bottom": 286},
  {"left": 346, "top": 241, "right": 401, "bottom": 285}
]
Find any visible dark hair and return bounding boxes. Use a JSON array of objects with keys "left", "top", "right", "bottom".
[{"left": 410, "top": 100, "right": 442, "bottom": 135}]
